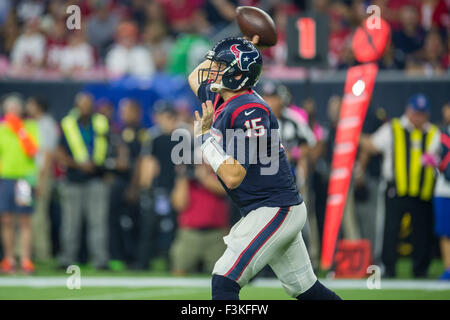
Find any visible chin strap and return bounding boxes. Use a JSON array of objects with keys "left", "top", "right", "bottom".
[
  {"left": 210, "top": 77, "right": 249, "bottom": 93},
  {"left": 210, "top": 83, "right": 225, "bottom": 92}
]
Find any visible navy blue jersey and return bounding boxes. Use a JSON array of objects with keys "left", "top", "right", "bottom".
[{"left": 198, "top": 82, "right": 302, "bottom": 216}]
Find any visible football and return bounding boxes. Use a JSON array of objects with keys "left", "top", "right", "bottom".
[{"left": 236, "top": 6, "right": 277, "bottom": 47}]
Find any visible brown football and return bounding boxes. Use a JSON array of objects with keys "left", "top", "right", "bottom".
[{"left": 236, "top": 6, "right": 277, "bottom": 47}]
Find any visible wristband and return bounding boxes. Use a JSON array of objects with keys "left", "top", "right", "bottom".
[{"left": 199, "top": 135, "right": 231, "bottom": 172}]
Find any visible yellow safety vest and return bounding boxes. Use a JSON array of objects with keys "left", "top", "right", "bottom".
[
  {"left": 391, "top": 118, "right": 438, "bottom": 201},
  {"left": 61, "top": 113, "right": 109, "bottom": 166}
]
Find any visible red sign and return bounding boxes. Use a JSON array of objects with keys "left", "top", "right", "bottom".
[
  {"left": 320, "top": 63, "right": 378, "bottom": 271},
  {"left": 334, "top": 239, "right": 372, "bottom": 278}
]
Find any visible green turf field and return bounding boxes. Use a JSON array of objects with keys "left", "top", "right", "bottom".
[
  {"left": 0, "top": 286, "right": 449, "bottom": 300},
  {"left": 0, "top": 258, "right": 449, "bottom": 300}
]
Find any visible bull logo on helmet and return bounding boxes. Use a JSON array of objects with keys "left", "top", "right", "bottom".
[{"left": 230, "top": 44, "right": 259, "bottom": 71}]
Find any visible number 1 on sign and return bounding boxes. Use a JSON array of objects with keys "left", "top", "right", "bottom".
[{"left": 296, "top": 17, "right": 316, "bottom": 59}]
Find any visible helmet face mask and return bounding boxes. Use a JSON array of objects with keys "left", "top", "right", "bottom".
[
  {"left": 198, "top": 37, "right": 262, "bottom": 93},
  {"left": 198, "top": 59, "right": 229, "bottom": 89}
]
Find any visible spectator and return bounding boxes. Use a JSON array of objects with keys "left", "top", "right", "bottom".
[
  {"left": 354, "top": 106, "right": 386, "bottom": 265},
  {"left": 337, "top": 42, "right": 356, "bottom": 69},
  {"left": 45, "top": 19, "right": 67, "bottom": 71},
  {"left": 96, "top": 98, "right": 119, "bottom": 133},
  {"left": 10, "top": 18, "right": 46, "bottom": 73},
  {"left": 144, "top": 0, "right": 167, "bottom": 25},
  {"left": 347, "top": 0, "right": 365, "bottom": 27},
  {"left": 312, "top": 0, "right": 330, "bottom": 14},
  {"left": 203, "top": 0, "right": 238, "bottom": 34},
  {"left": 434, "top": 102, "right": 450, "bottom": 280},
  {"left": 173, "top": 99, "right": 195, "bottom": 128},
  {"left": 302, "top": 98, "right": 325, "bottom": 149},
  {"left": 142, "top": 21, "right": 174, "bottom": 72},
  {"left": 373, "top": 0, "right": 417, "bottom": 31},
  {"left": 406, "top": 30, "right": 447, "bottom": 75},
  {"left": 56, "top": 92, "right": 110, "bottom": 270},
  {"left": 170, "top": 162, "right": 229, "bottom": 276},
  {"left": 191, "top": 9, "right": 216, "bottom": 38},
  {"left": 418, "top": 0, "right": 448, "bottom": 31},
  {"left": 16, "top": 0, "right": 45, "bottom": 24},
  {"left": 303, "top": 95, "right": 327, "bottom": 265},
  {"left": 105, "top": 21, "right": 155, "bottom": 78},
  {"left": 108, "top": 98, "right": 148, "bottom": 271},
  {"left": 159, "top": 0, "right": 204, "bottom": 34},
  {"left": 26, "top": 96, "right": 59, "bottom": 262},
  {"left": 40, "top": 0, "right": 66, "bottom": 35},
  {"left": 59, "top": 30, "right": 95, "bottom": 76},
  {"left": 328, "top": 1, "right": 352, "bottom": 68},
  {"left": 86, "top": 0, "right": 119, "bottom": 61},
  {"left": 379, "top": 42, "right": 406, "bottom": 70},
  {"left": 133, "top": 100, "right": 180, "bottom": 270},
  {"left": 0, "top": 94, "right": 40, "bottom": 274},
  {"left": 359, "top": 94, "right": 440, "bottom": 278},
  {"left": 392, "top": 5, "right": 426, "bottom": 60},
  {"left": 127, "top": 0, "right": 147, "bottom": 30},
  {"left": 0, "top": 9, "right": 20, "bottom": 57}
]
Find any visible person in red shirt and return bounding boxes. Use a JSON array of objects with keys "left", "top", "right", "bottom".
[
  {"left": 157, "top": 0, "right": 204, "bottom": 34},
  {"left": 170, "top": 162, "right": 230, "bottom": 276}
]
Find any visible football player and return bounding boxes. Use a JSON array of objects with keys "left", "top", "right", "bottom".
[{"left": 188, "top": 37, "right": 340, "bottom": 300}]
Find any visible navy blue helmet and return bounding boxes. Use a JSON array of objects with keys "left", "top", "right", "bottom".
[{"left": 199, "top": 37, "right": 262, "bottom": 92}]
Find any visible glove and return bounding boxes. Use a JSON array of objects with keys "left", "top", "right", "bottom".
[{"left": 422, "top": 153, "right": 439, "bottom": 167}]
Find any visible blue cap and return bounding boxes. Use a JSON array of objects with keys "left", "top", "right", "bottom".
[{"left": 408, "top": 94, "right": 430, "bottom": 113}]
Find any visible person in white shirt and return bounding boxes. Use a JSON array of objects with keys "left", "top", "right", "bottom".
[
  {"left": 59, "top": 31, "right": 94, "bottom": 76},
  {"left": 10, "top": 19, "right": 45, "bottom": 72},
  {"left": 358, "top": 94, "right": 440, "bottom": 278},
  {"left": 105, "top": 21, "right": 154, "bottom": 79},
  {"left": 25, "top": 96, "right": 59, "bottom": 262}
]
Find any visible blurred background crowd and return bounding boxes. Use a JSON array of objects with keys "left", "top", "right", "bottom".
[
  {"left": 0, "top": 0, "right": 449, "bottom": 79},
  {"left": 0, "top": 0, "right": 449, "bottom": 281}
]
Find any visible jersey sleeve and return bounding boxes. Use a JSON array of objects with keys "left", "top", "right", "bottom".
[
  {"left": 197, "top": 81, "right": 218, "bottom": 104},
  {"left": 225, "top": 105, "right": 272, "bottom": 170}
]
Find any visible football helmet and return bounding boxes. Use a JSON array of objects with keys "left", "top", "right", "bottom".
[{"left": 199, "top": 37, "right": 262, "bottom": 92}]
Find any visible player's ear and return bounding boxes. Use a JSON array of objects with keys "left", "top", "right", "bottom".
[{"left": 234, "top": 74, "right": 243, "bottom": 80}]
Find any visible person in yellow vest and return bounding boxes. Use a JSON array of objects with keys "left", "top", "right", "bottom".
[
  {"left": 56, "top": 92, "right": 110, "bottom": 270},
  {"left": 0, "top": 94, "right": 40, "bottom": 274},
  {"left": 358, "top": 94, "right": 440, "bottom": 278}
]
